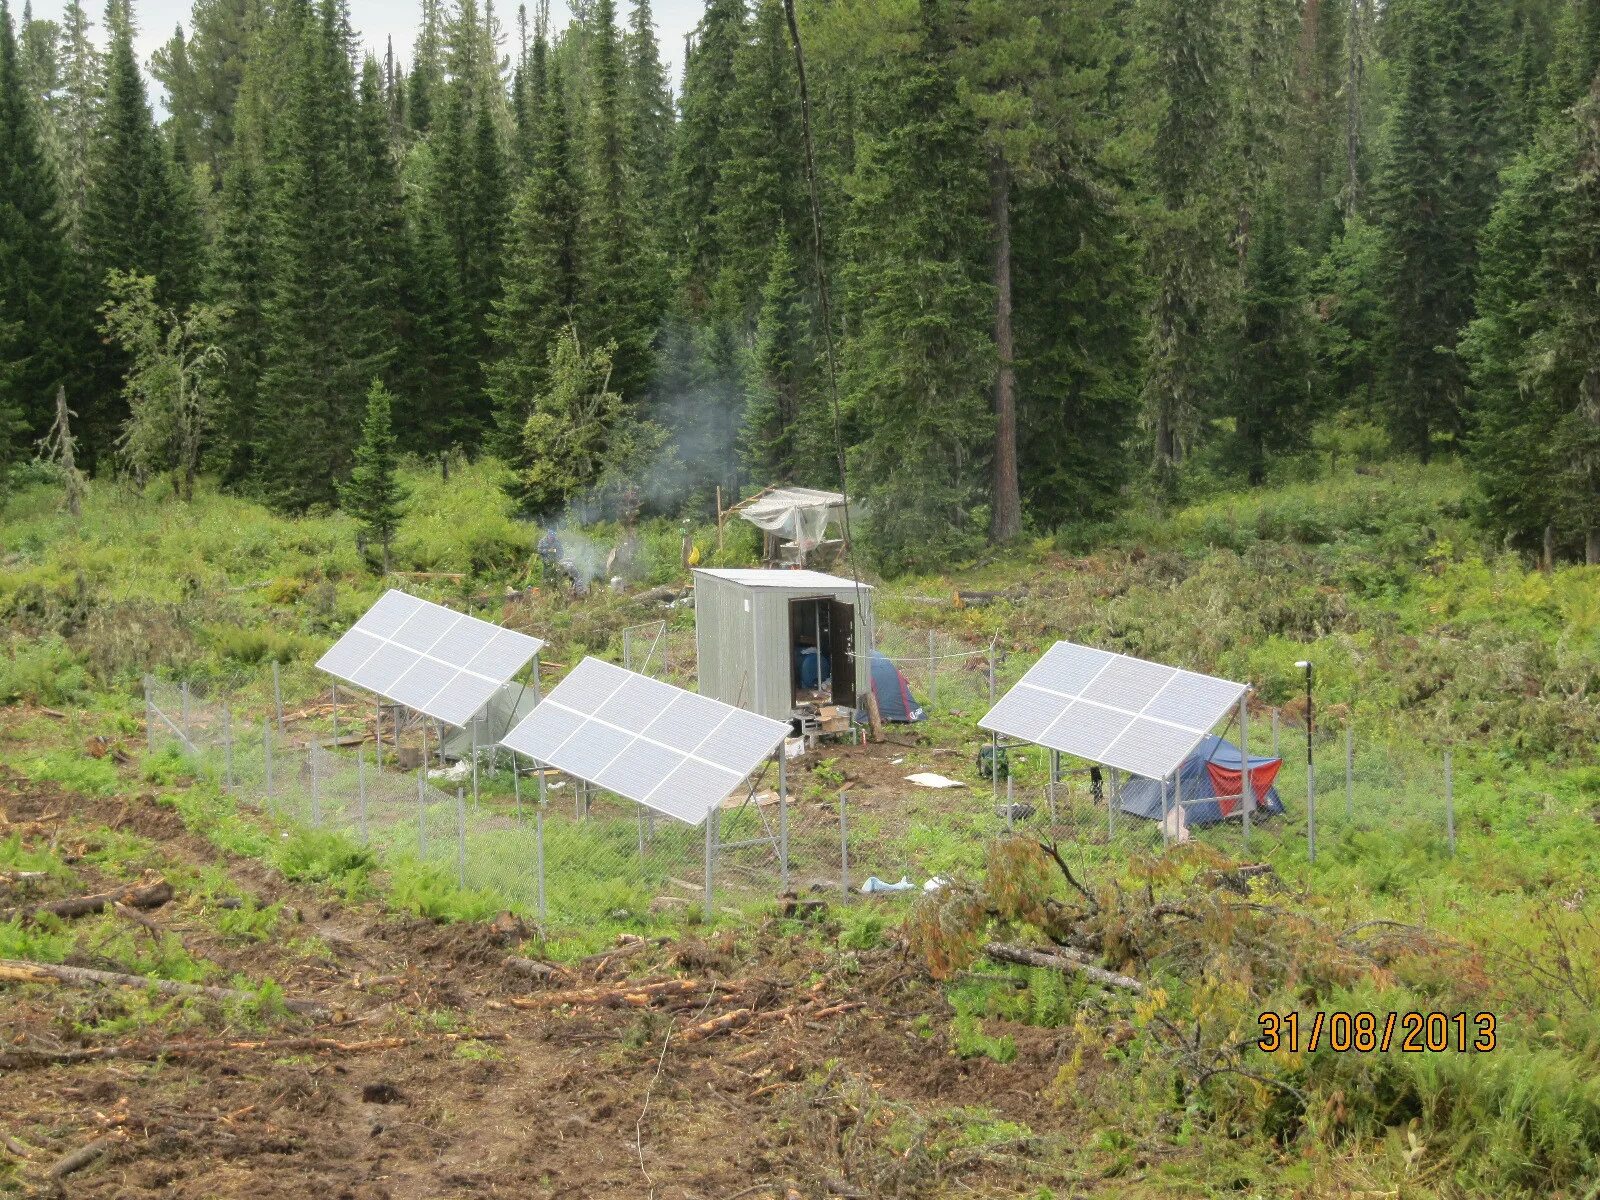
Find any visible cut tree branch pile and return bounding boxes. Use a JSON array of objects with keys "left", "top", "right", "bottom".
[
  {"left": 0, "top": 1031, "right": 506, "bottom": 1070},
  {"left": 983, "top": 942, "right": 1146, "bottom": 993}
]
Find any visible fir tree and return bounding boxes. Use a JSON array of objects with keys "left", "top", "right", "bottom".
[
  {"left": 0, "top": 0, "right": 88, "bottom": 459},
  {"left": 52, "top": 0, "right": 101, "bottom": 241},
  {"left": 624, "top": 0, "right": 673, "bottom": 210},
  {"left": 670, "top": 0, "right": 744, "bottom": 316},
  {"left": 408, "top": 0, "right": 446, "bottom": 132},
  {"left": 209, "top": 148, "right": 269, "bottom": 484},
  {"left": 844, "top": 0, "right": 995, "bottom": 572},
  {"left": 515, "top": 325, "right": 624, "bottom": 513},
  {"left": 739, "top": 233, "right": 824, "bottom": 483},
  {"left": 151, "top": 0, "right": 262, "bottom": 187},
  {"left": 341, "top": 378, "right": 407, "bottom": 571},
  {"left": 487, "top": 68, "right": 580, "bottom": 452},
  {"left": 1231, "top": 185, "right": 1315, "bottom": 483}
]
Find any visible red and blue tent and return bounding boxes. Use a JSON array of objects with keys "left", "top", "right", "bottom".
[{"left": 1117, "top": 735, "right": 1284, "bottom": 826}]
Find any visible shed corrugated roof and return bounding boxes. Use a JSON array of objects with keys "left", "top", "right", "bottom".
[{"left": 693, "top": 568, "right": 873, "bottom": 591}]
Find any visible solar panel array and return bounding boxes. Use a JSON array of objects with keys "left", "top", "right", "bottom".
[
  {"left": 500, "top": 657, "right": 789, "bottom": 825},
  {"left": 979, "top": 642, "right": 1246, "bottom": 781},
  {"left": 315, "top": 590, "right": 545, "bottom": 727}
]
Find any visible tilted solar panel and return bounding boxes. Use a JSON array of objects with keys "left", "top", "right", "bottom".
[
  {"left": 979, "top": 641, "right": 1247, "bottom": 781},
  {"left": 500, "top": 657, "right": 789, "bottom": 826},
  {"left": 315, "top": 589, "right": 545, "bottom": 727}
]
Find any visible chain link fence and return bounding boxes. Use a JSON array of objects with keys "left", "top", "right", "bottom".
[{"left": 145, "top": 676, "right": 793, "bottom": 928}]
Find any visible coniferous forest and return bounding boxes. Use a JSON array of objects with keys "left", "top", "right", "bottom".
[{"left": 4, "top": 0, "right": 1600, "bottom": 574}]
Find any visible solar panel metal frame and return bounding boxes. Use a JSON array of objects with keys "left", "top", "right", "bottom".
[
  {"left": 314, "top": 589, "right": 545, "bottom": 726},
  {"left": 499, "top": 657, "right": 789, "bottom": 826},
  {"left": 979, "top": 641, "right": 1247, "bottom": 781}
]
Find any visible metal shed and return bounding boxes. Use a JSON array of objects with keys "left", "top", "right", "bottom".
[{"left": 692, "top": 568, "right": 875, "bottom": 721}]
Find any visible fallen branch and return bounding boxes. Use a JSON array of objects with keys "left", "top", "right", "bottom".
[
  {"left": 0, "top": 877, "right": 173, "bottom": 923},
  {"left": 983, "top": 942, "right": 1145, "bottom": 994},
  {"left": 47, "top": 1132, "right": 125, "bottom": 1182},
  {"left": 678, "top": 1007, "right": 752, "bottom": 1043},
  {"left": 0, "top": 871, "right": 49, "bottom": 886},
  {"left": 504, "top": 978, "right": 706, "bottom": 1009},
  {"left": 505, "top": 956, "right": 571, "bottom": 983},
  {"left": 0, "top": 958, "right": 329, "bottom": 1018},
  {"left": 1, "top": 1031, "right": 503, "bottom": 1069}
]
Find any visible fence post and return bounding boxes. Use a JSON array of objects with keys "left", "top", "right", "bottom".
[
  {"left": 778, "top": 750, "right": 789, "bottom": 894},
  {"left": 263, "top": 719, "right": 274, "bottom": 806},
  {"left": 1444, "top": 751, "right": 1455, "bottom": 856},
  {"left": 535, "top": 798, "right": 547, "bottom": 920},
  {"left": 1345, "top": 723, "right": 1354, "bottom": 821},
  {"left": 357, "top": 746, "right": 368, "bottom": 844},
  {"left": 512, "top": 751, "right": 522, "bottom": 820},
  {"left": 704, "top": 808, "right": 717, "bottom": 923},
  {"left": 331, "top": 683, "right": 339, "bottom": 742},
  {"left": 927, "top": 631, "right": 937, "bottom": 709},
  {"left": 1271, "top": 707, "right": 1280, "bottom": 757},
  {"left": 417, "top": 768, "right": 427, "bottom": 859},
  {"left": 1160, "top": 776, "right": 1170, "bottom": 850},
  {"left": 144, "top": 676, "right": 155, "bottom": 755},
  {"left": 1047, "top": 749, "right": 1059, "bottom": 826},
  {"left": 623, "top": 627, "right": 631, "bottom": 671},
  {"left": 1109, "top": 767, "right": 1118, "bottom": 841},
  {"left": 180, "top": 681, "right": 190, "bottom": 746},
  {"left": 374, "top": 702, "right": 383, "bottom": 770},
  {"left": 838, "top": 792, "right": 850, "bottom": 898},
  {"left": 1306, "top": 755, "right": 1317, "bottom": 865},
  {"left": 272, "top": 661, "right": 284, "bottom": 734},
  {"left": 223, "top": 703, "right": 233, "bottom": 792},
  {"left": 662, "top": 625, "right": 670, "bottom": 680},
  {"left": 1005, "top": 773, "right": 1015, "bottom": 832},
  {"left": 456, "top": 787, "right": 467, "bottom": 889},
  {"left": 309, "top": 745, "right": 321, "bottom": 827},
  {"left": 471, "top": 720, "right": 479, "bottom": 812},
  {"left": 1240, "top": 695, "right": 1252, "bottom": 848}
]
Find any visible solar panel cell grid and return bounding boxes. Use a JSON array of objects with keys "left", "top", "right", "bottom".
[
  {"left": 549, "top": 720, "right": 634, "bottom": 779},
  {"left": 429, "top": 672, "right": 502, "bottom": 726},
  {"left": 550, "top": 658, "right": 632, "bottom": 716},
  {"left": 316, "top": 629, "right": 384, "bottom": 678},
  {"left": 502, "top": 702, "right": 585, "bottom": 761},
  {"left": 427, "top": 620, "right": 497, "bottom": 669},
  {"left": 977, "top": 685, "right": 1063, "bottom": 742},
  {"left": 1028, "top": 642, "right": 1115, "bottom": 696},
  {"left": 355, "top": 590, "right": 425, "bottom": 639},
  {"left": 390, "top": 607, "right": 460, "bottom": 653},
  {"left": 353, "top": 641, "right": 418, "bottom": 693},
  {"left": 594, "top": 675, "right": 681, "bottom": 730},
  {"left": 1039, "top": 699, "right": 1135, "bottom": 761},
  {"left": 1103, "top": 718, "right": 1201, "bottom": 779},
  {"left": 596, "top": 741, "right": 684, "bottom": 799},
  {"left": 388, "top": 657, "right": 456, "bottom": 710},
  {"left": 1079, "top": 655, "right": 1175, "bottom": 711}
]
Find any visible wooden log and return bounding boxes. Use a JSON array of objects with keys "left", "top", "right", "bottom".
[
  {"left": 47, "top": 1133, "right": 124, "bottom": 1182},
  {"left": 0, "top": 878, "right": 173, "bottom": 923},
  {"left": 678, "top": 1007, "right": 752, "bottom": 1043},
  {"left": 0, "top": 958, "right": 329, "bottom": 1017},
  {"left": 982, "top": 942, "right": 1145, "bottom": 994},
  {"left": 504, "top": 956, "right": 571, "bottom": 983},
  {"left": 0, "top": 1033, "right": 489, "bottom": 1069},
  {"left": 505, "top": 978, "right": 703, "bottom": 1009}
]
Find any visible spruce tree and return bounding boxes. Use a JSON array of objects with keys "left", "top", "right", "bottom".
[
  {"left": 151, "top": 0, "right": 261, "bottom": 187},
  {"left": 1231, "top": 185, "right": 1315, "bottom": 483},
  {"left": 1461, "top": 132, "right": 1567, "bottom": 555},
  {"left": 209, "top": 148, "right": 269, "bottom": 485},
  {"left": 0, "top": 0, "right": 88, "bottom": 460},
  {"left": 624, "top": 0, "right": 673, "bottom": 218},
  {"left": 341, "top": 378, "right": 408, "bottom": 572},
  {"left": 408, "top": 0, "right": 445, "bottom": 133},
  {"left": 1137, "top": 0, "right": 1237, "bottom": 495},
  {"left": 739, "top": 233, "right": 825, "bottom": 484},
  {"left": 844, "top": 0, "right": 994, "bottom": 572},
  {"left": 670, "top": 0, "right": 744, "bottom": 316},
  {"left": 52, "top": 0, "right": 101, "bottom": 242},
  {"left": 487, "top": 68, "right": 580, "bottom": 453}
]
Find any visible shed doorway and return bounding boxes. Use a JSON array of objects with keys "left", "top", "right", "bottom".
[{"left": 788, "top": 596, "right": 856, "bottom": 708}]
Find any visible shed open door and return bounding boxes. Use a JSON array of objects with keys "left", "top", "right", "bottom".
[{"left": 829, "top": 599, "right": 856, "bottom": 706}]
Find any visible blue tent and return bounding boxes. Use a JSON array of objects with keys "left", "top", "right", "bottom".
[
  {"left": 1118, "top": 735, "right": 1284, "bottom": 827},
  {"left": 868, "top": 651, "right": 926, "bottom": 723}
]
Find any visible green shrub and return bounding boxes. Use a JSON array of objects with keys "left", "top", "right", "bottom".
[
  {"left": 0, "top": 635, "right": 88, "bottom": 706},
  {"left": 272, "top": 828, "right": 376, "bottom": 887},
  {"left": 20, "top": 751, "right": 120, "bottom": 797}
]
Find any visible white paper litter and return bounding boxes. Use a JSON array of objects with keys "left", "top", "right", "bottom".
[
  {"left": 428, "top": 762, "right": 472, "bottom": 783},
  {"left": 905, "top": 772, "right": 966, "bottom": 789}
]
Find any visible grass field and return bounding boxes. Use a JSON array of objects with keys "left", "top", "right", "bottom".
[{"left": 4, "top": 452, "right": 1600, "bottom": 1195}]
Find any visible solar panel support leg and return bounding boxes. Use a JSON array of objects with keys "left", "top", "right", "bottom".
[
  {"left": 1240, "top": 695, "right": 1252, "bottom": 848},
  {"left": 778, "top": 751, "right": 789, "bottom": 894},
  {"left": 704, "top": 810, "right": 717, "bottom": 923},
  {"left": 512, "top": 751, "right": 522, "bottom": 820}
]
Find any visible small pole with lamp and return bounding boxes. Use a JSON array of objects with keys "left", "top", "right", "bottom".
[{"left": 1295, "top": 660, "right": 1316, "bottom": 863}]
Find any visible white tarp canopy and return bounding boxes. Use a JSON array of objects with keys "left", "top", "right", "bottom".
[{"left": 734, "top": 487, "right": 846, "bottom": 549}]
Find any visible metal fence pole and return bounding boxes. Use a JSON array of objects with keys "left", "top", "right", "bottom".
[
  {"left": 144, "top": 676, "right": 155, "bottom": 754},
  {"left": 223, "top": 703, "right": 233, "bottom": 792},
  {"left": 1307, "top": 757, "right": 1317, "bottom": 864},
  {"left": 1240, "top": 695, "right": 1252, "bottom": 848},
  {"left": 263, "top": 719, "right": 274, "bottom": 806},
  {"left": 778, "top": 750, "right": 789, "bottom": 894},
  {"left": 927, "top": 631, "right": 937, "bottom": 709},
  {"left": 357, "top": 746, "right": 368, "bottom": 843},
  {"left": 1005, "top": 773, "right": 1015, "bottom": 832},
  {"left": 1160, "top": 776, "right": 1170, "bottom": 850},
  {"left": 1445, "top": 751, "right": 1455, "bottom": 856},
  {"left": 1109, "top": 767, "right": 1118, "bottom": 841},
  {"left": 332, "top": 683, "right": 340, "bottom": 742},
  {"left": 838, "top": 792, "right": 850, "bottom": 898},
  {"left": 417, "top": 768, "right": 427, "bottom": 859},
  {"left": 456, "top": 788, "right": 467, "bottom": 889},
  {"left": 471, "top": 720, "right": 479, "bottom": 811},
  {"left": 273, "top": 661, "right": 284, "bottom": 734},
  {"left": 704, "top": 809, "right": 717, "bottom": 922},
  {"left": 1345, "top": 723, "right": 1354, "bottom": 821},
  {"left": 535, "top": 798, "right": 547, "bottom": 920},
  {"left": 512, "top": 751, "right": 522, "bottom": 820},
  {"left": 1271, "top": 707, "right": 1280, "bottom": 757},
  {"left": 309, "top": 745, "right": 321, "bottom": 827},
  {"left": 180, "top": 681, "right": 190, "bottom": 746},
  {"left": 375, "top": 702, "right": 383, "bottom": 769},
  {"left": 1047, "top": 749, "right": 1059, "bottom": 826},
  {"left": 623, "top": 627, "right": 631, "bottom": 671}
]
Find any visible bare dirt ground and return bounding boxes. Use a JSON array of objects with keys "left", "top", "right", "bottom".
[{"left": 0, "top": 764, "right": 1101, "bottom": 1199}]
